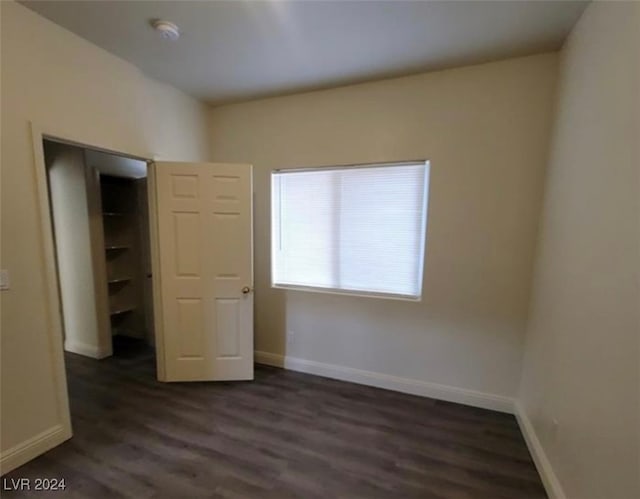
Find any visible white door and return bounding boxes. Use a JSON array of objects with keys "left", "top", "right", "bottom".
[{"left": 150, "top": 162, "right": 253, "bottom": 381}]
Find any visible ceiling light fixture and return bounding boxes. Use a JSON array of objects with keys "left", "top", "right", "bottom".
[{"left": 151, "top": 20, "right": 180, "bottom": 41}]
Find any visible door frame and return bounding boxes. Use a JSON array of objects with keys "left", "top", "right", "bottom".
[
  {"left": 28, "top": 121, "right": 159, "bottom": 454},
  {"left": 146, "top": 162, "right": 167, "bottom": 381}
]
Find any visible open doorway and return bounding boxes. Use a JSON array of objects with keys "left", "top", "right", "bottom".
[
  {"left": 4, "top": 126, "right": 254, "bottom": 474},
  {"left": 44, "top": 139, "right": 155, "bottom": 362}
]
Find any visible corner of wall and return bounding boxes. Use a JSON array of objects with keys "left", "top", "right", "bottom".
[{"left": 514, "top": 402, "right": 567, "bottom": 499}]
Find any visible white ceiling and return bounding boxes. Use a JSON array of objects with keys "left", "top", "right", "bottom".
[{"left": 21, "top": 0, "right": 587, "bottom": 105}]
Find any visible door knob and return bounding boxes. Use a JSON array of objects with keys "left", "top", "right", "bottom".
[{"left": 242, "top": 286, "right": 252, "bottom": 295}]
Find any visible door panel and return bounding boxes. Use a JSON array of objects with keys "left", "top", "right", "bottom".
[
  {"left": 177, "top": 298, "right": 204, "bottom": 358},
  {"left": 215, "top": 299, "right": 239, "bottom": 357},
  {"left": 153, "top": 162, "right": 253, "bottom": 381}
]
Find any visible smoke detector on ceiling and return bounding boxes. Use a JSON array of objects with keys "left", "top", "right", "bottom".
[{"left": 151, "top": 20, "right": 180, "bottom": 41}]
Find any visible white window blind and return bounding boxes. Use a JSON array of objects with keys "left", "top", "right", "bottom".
[{"left": 271, "top": 161, "right": 429, "bottom": 299}]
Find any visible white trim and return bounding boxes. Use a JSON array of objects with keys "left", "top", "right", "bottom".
[
  {"left": 0, "top": 425, "right": 70, "bottom": 475},
  {"left": 64, "top": 339, "right": 111, "bottom": 360},
  {"left": 272, "top": 159, "right": 428, "bottom": 174},
  {"left": 28, "top": 123, "right": 74, "bottom": 459},
  {"left": 255, "top": 351, "right": 514, "bottom": 413},
  {"left": 255, "top": 351, "right": 286, "bottom": 367},
  {"left": 515, "top": 402, "right": 567, "bottom": 499},
  {"left": 271, "top": 283, "right": 421, "bottom": 302},
  {"left": 147, "top": 163, "right": 167, "bottom": 381}
]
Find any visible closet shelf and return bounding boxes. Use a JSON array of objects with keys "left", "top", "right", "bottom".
[
  {"left": 105, "top": 245, "right": 129, "bottom": 251},
  {"left": 110, "top": 306, "right": 136, "bottom": 316},
  {"left": 103, "top": 212, "right": 128, "bottom": 217},
  {"left": 108, "top": 277, "right": 131, "bottom": 284}
]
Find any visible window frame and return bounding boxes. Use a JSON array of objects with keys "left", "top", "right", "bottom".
[{"left": 270, "top": 160, "right": 430, "bottom": 302}]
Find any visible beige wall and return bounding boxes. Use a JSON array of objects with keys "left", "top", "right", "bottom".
[
  {"left": 209, "top": 53, "right": 558, "bottom": 404},
  {"left": 0, "top": 0, "right": 210, "bottom": 465},
  {"left": 518, "top": 3, "right": 640, "bottom": 499}
]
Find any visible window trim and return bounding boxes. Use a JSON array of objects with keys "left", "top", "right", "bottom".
[
  {"left": 270, "top": 160, "right": 430, "bottom": 301},
  {"left": 272, "top": 283, "right": 423, "bottom": 302},
  {"left": 272, "top": 159, "right": 428, "bottom": 174}
]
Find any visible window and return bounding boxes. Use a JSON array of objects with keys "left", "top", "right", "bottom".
[{"left": 271, "top": 161, "right": 430, "bottom": 300}]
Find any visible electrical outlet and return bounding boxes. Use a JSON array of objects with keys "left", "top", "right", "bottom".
[
  {"left": 0, "top": 270, "right": 9, "bottom": 291},
  {"left": 287, "top": 330, "right": 295, "bottom": 345}
]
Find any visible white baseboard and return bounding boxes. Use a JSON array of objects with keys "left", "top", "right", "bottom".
[
  {"left": 515, "top": 402, "right": 566, "bottom": 499},
  {"left": 255, "top": 351, "right": 285, "bottom": 368},
  {"left": 0, "top": 424, "right": 70, "bottom": 475},
  {"left": 64, "top": 339, "right": 110, "bottom": 359},
  {"left": 255, "top": 351, "right": 514, "bottom": 413}
]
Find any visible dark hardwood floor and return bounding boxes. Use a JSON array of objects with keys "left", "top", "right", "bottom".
[{"left": 3, "top": 344, "right": 546, "bottom": 498}]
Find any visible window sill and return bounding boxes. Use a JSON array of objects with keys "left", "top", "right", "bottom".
[{"left": 271, "top": 283, "right": 422, "bottom": 302}]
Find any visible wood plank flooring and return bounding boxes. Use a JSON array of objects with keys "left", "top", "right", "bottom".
[{"left": 3, "top": 346, "right": 546, "bottom": 498}]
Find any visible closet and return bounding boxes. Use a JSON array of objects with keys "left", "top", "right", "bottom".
[
  {"left": 45, "top": 140, "right": 154, "bottom": 358},
  {"left": 101, "top": 174, "right": 153, "bottom": 346}
]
